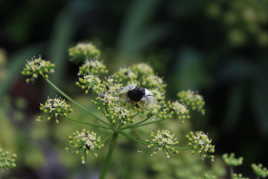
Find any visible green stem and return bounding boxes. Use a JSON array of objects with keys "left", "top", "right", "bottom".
[
  {"left": 119, "top": 131, "right": 147, "bottom": 144},
  {"left": 66, "top": 118, "right": 111, "bottom": 130},
  {"left": 122, "top": 118, "right": 166, "bottom": 130},
  {"left": 46, "top": 79, "right": 110, "bottom": 126},
  {"left": 230, "top": 167, "right": 233, "bottom": 178},
  {"left": 100, "top": 132, "right": 118, "bottom": 179},
  {"left": 121, "top": 117, "right": 150, "bottom": 130}
]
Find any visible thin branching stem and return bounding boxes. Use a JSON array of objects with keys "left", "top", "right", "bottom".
[
  {"left": 120, "top": 117, "right": 151, "bottom": 130},
  {"left": 46, "top": 79, "right": 111, "bottom": 127},
  {"left": 122, "top": 118, "right": 166, "bottom": 130},
  {"left": 119, "top": 131, "right": 148, "bottom": 145},
  {"left": 100, "top": 132, "right": 118, "bottom": 179},
  {"left": 66, "top": 118, "right": 111, "bottom": 130}
]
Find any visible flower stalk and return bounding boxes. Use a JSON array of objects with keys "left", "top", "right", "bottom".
[{"left": 100, "top": 132, "right": 118, "bottom": 179}]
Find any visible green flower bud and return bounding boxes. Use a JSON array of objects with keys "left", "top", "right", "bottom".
[
  {"left": 252, "top": 163, "right": 268, "bottom": 178},
  {"left": 105, "top": 104, "right": 135, "bottom": 125},
  {"left": 21, "top": 57, "right": 55, "bottom": 83},
  {"left": 76, "top": 74, "right": 105, "bottom": 94},
  {"left": 169, "top": 101, "right": 190, "bottom": 120},
  {"left": 232, "top": 173, "right": 249, "bottom": 179},
  {"left": 37, "top": 98, "right": 72, "bottom": 123},
  {"left": 222, "top": 153, "right": 243, "bottom": 166},
  {"left": 69, "top": 43, "right": 101, "bottom": 62},
  {"left": 203, "top": 173, "right": 217, "bottom": 179},
  {"left": 141, "top": 74, "right": 166, "bottom": 91},
  {"left": 146, "top": 130, "right": 179, "bottom": 158},
  {"left": 66, "top": 129, "right": 103, "bottom": 164},
  {"left": 130, "top": 63, "right": 154, "bottom": 76},
  {"left": 0, "top": 148, "right": 16, "bottom": 169},
  {"left": 112, "top": 68, "right": 138, "bottom": 84},
  {"left": 186, "top": 131, "right": 215, "bottom": 160},
  {"left": 177, "top": 90, "right": 205, "bottom": 114},
  {"left": 78, "top": 60, "right": 108, "bottom": 76}
]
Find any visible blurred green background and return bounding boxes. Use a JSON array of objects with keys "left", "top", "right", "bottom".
[{"left": 1, "top": 0, "right": 268, "bottom": 178}]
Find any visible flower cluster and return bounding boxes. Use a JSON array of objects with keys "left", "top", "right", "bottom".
[
  {"left": 37, "top": 98, "right": 72, "bottom": 123},
  {"left": 0, "top": 147, "right": 16, "bottom": 169},
  {"left": 222, "top": 153, "right": 243, "bottom": 166},
  {"left": 66, "top": 129, "right": 103, "bottom": 164},
  {"left": 177, "top": 90, "right": 205, "bottom": 114},
  {"left": 112, "top": 63, "right": 166, "bottom": 96},
  {"left": 21, "top": 57, "right": 55, "bottom": 82},
  {"left": 76, "top": 74, "right": 104, "bottom": 94},
  {"left": 22, "top": 43, "right": 215, "bottom": 177},
  {"left": 207, "top": 0, "right": 268, "bottom": 46},
  {"left": 78, "top": 60, "right": 108, "bottom": 76},
  {"left": 251, "top": 163, "right": 268, "bottom": 178},
  {"left": 232, "top": 173, "right": 249, "bottom": 179},
  {"left": 203, "top": 174, "right": 217, "bottom": 179},
  {"left": 186, "top": 131, "right": 215, "bottom": 160},
  {"left": 68, "top": 43, "right": 101, "bottom": 62},
  {"left": 146, "top": 130, "right": 179, "bottom": 158},
  {"left": 75, "top": 60, "right": 168, "bottom": 126},
  {"left": 165, "top": 101, "right": 190, "bottom": 120}
]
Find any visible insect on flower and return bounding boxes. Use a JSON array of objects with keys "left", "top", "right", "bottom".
[{"left": 119, "top": 85, "right": 155, "bottom": 106}]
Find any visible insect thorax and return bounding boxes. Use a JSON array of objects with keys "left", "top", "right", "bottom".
[{"left": 127, "top": 87, "right": 146, "bottom": 102}]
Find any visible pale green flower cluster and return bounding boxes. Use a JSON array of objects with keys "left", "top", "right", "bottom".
[
  {"left": 76, "top": 61, "right": 168, "bottom": 126},
  {"left": 112, "top": 63, "right": 166, "bottom": 96},
  {"left": 21, "top": 57, "right": 55, "bottom": 82},
  {"left": 78, "top": 60, "right": 108, "bottom": 76},
  {"left": 177, "top": 90, "right": 205, "bottom": 114},
  {"left": 251, "top": 163, "right": 268, "bottom": 178},
  {"left": 66, "top": 129, "right": 103, "bottom": 164},
  {"left": 222, "top": 153, "right": 243, "bottom": 166},
  {"left": 0, "top": 147, "right": 16, "bottom": 169},
  {"left": 166, "top": 101, "right": 190, "bottom": 120},
  {"left": 203, "top": 173, "right": 217, "bottom": 179},
  {"left": 232, "top": 173, "right": 249, "bottom": 179},
  {"left": 37, "top": 98, "right": 72, "bottom": 123},
  {"left": 21, "top": 42, "right": 215, "bottom": 172},
  {"left": 68, "top": 43, "right": 101, "bottom": 62},
  {"left": 146, "top": 130, "right": 179, "bottom": 158},
  {"left": 186, "top": 131, "right": 215, "bottom": 160},
  {"left": 76, "top": 74, "right": 104, "bottom": 94},
  {"left": 207, "top": 0, "right": 268, "bottom": 46}
]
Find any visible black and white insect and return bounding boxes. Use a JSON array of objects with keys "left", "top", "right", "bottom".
[{"left": 120, "top": 85, "right": 154, "bottom": 105}]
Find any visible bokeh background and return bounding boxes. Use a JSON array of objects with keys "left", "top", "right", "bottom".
[{"left": 1, "top": 0, "right": 268, "bottom": 178}]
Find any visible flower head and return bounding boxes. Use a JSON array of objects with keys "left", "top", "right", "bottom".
[
  {"left": 21, "top": 57, "right": 55, "bottom": 82},
  {"left": 177, "top": 90, "right": 205, "bottom": 114},
  {"left": 146, "top": 130, "right": 179, "bottom": 158},
  {"left": 37, "top": 98, "right": 72, "bottom": 123},
  {"left": 203, "top": 173, "right": 217, "bottom": 179},
  {"left": 131, "top": 63, "right": 154, "bottom": 76},
  {"left": 66, "top": 129, "right": 103, "bottom": 164},
  {"left": 78, "top": 60, "right": 108, "bottom": 76},
  {"left": 112, "top": 68, "right": 138, "bottom": 84},
  {"left": 251, "top": 163, "right": 268, "bottom": 178},
  {"left": 186, "top": 131, "right": 215, "bottom": 160},
  {"left": 0, "top": 148, "right": 16, "bottom": 169},
  {"left": 167, "top": 101, "right": 190, "bottom": 120},
  {"left": 76, "top": 74, "right": 105, "bottom": 94},
  {"left": 232, "top": 173, "right": 249, "bottom": 179},
  {"left": 222, "top": 153, "right": 243, "bottom": 166},
  {"left": 69, "top": 43, "right": 101, "bottom": 62}
]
